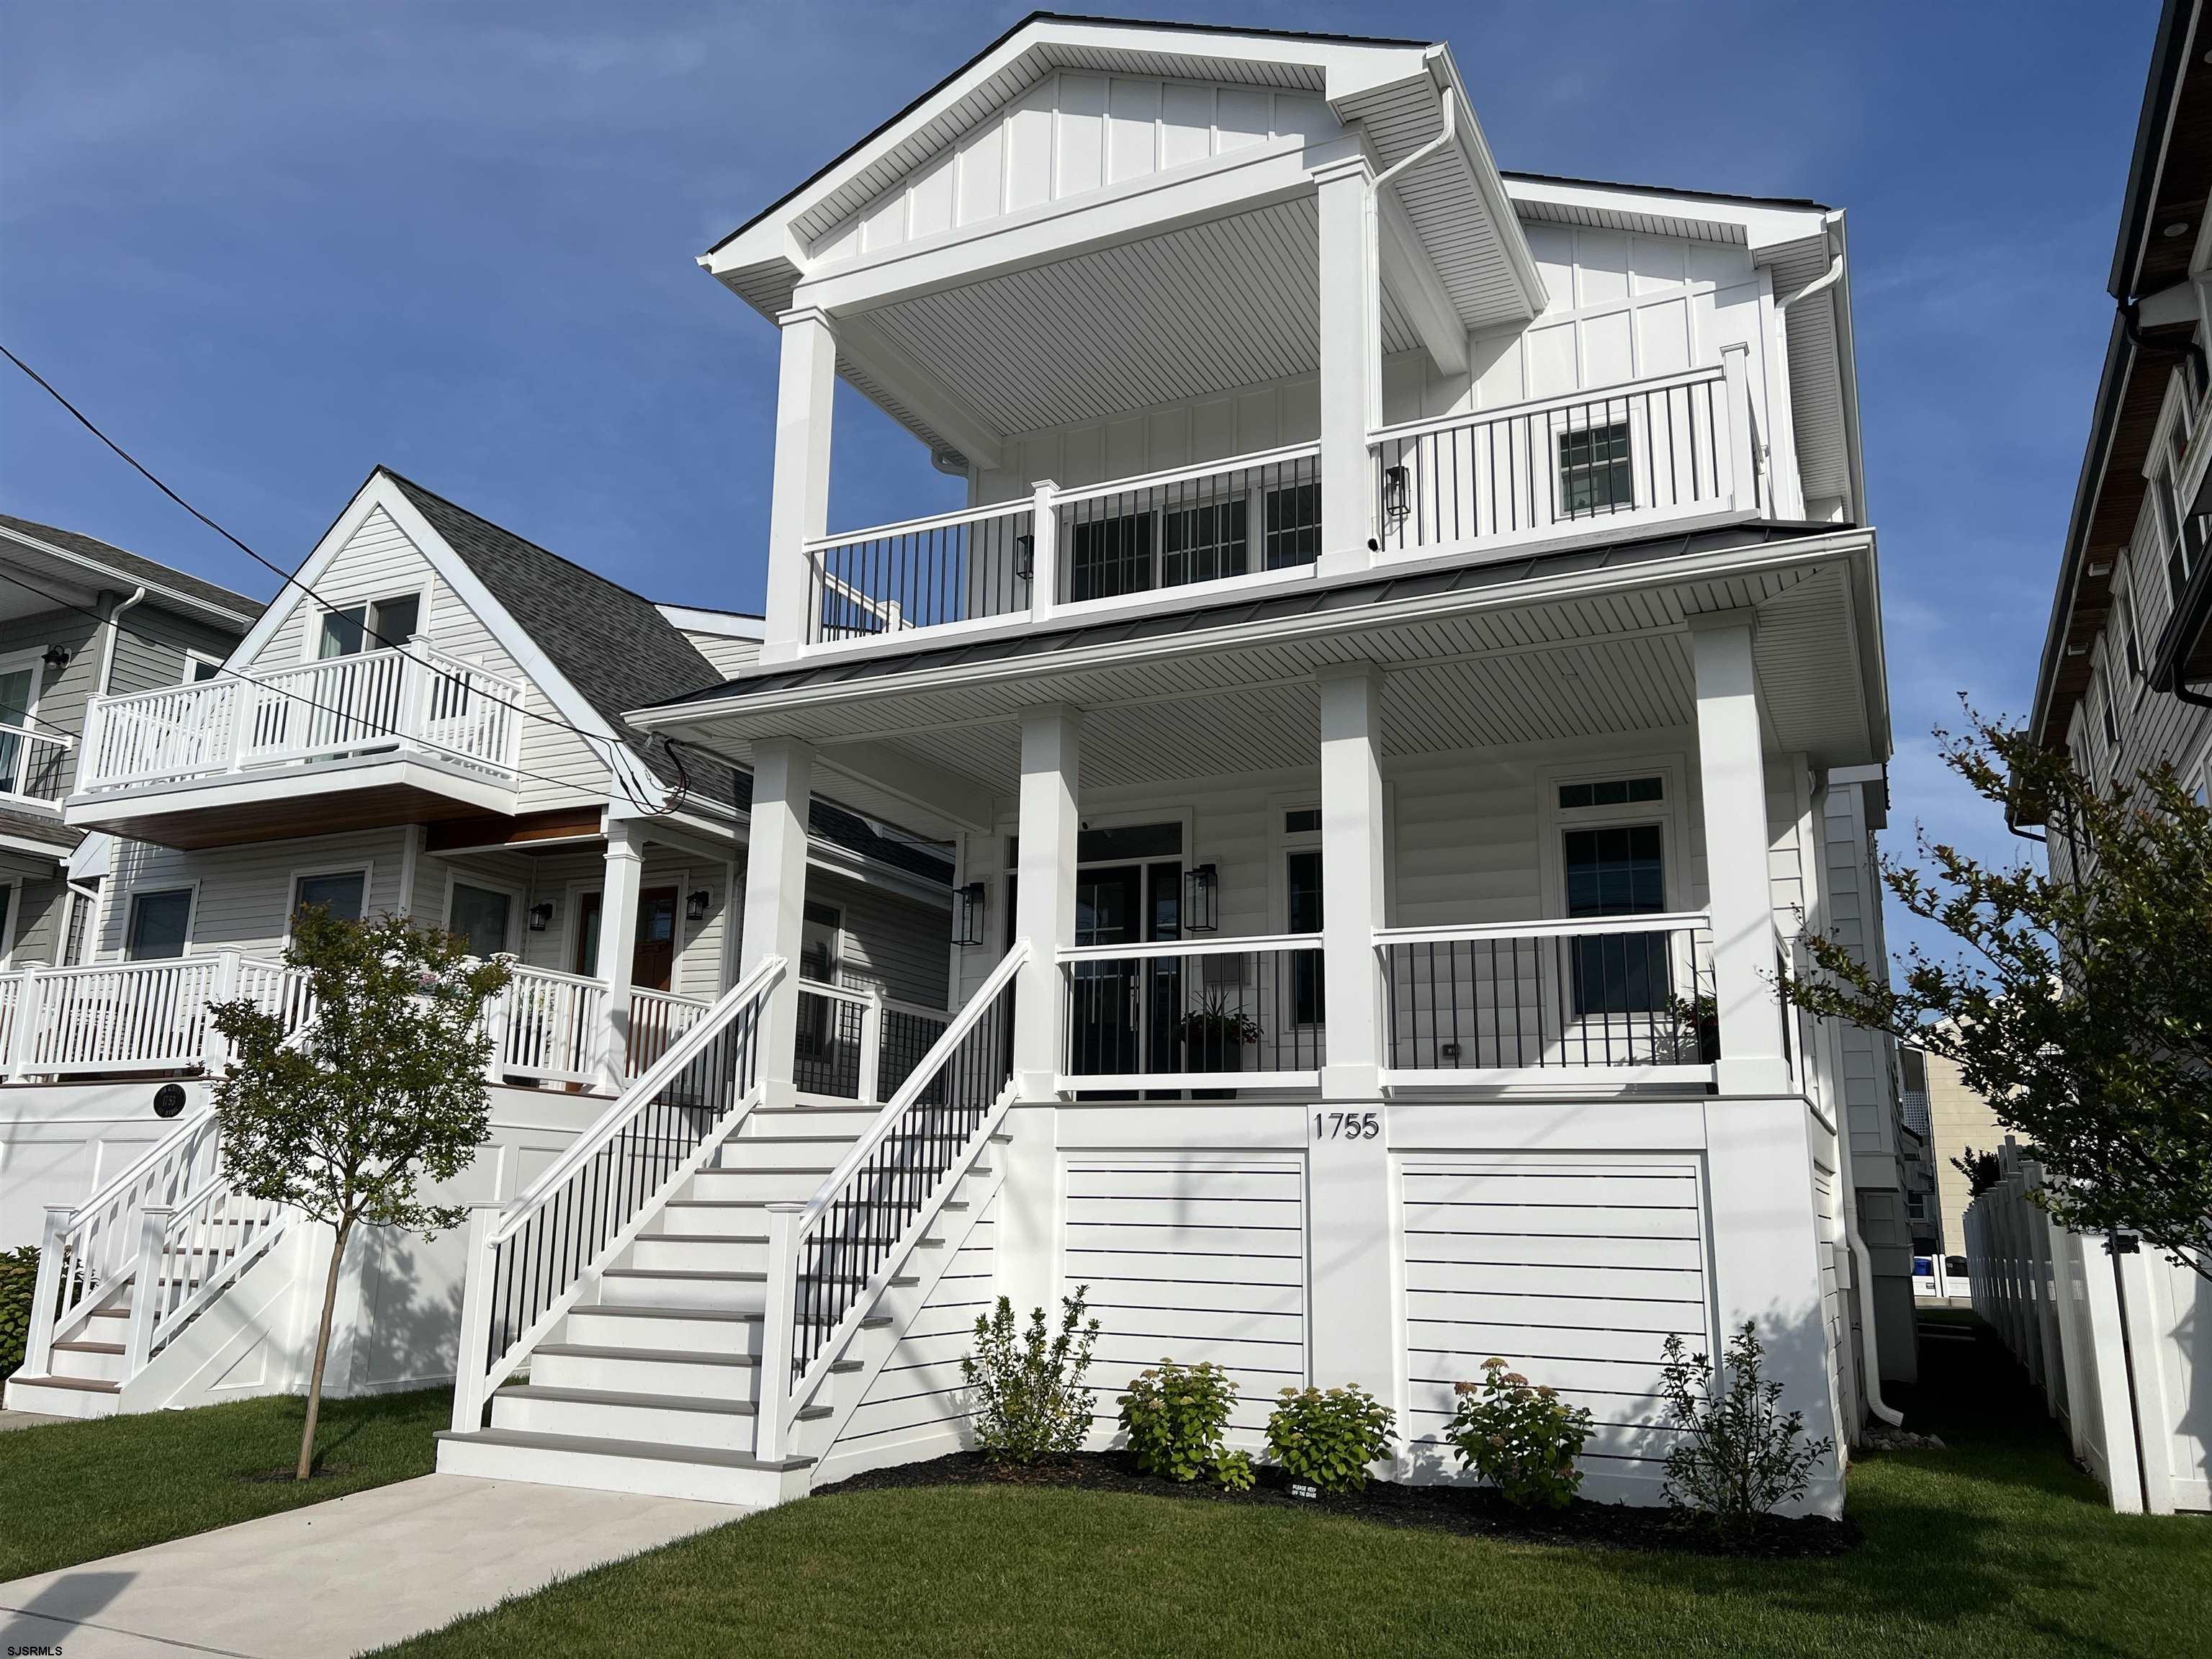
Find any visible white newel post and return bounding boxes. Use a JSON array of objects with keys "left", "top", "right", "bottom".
[
  {"left": 7, "top": 963, "right": 42, "bottom": 1082},
  {"left": 24, "top": 1205, "right": 71, "bottom": 1377},
  {"left": 1315, "top": 157, "right": 1381, "bottom": 579},
  {"left": 858, "top": 986, "right": 886, "bottom": 1105},
  {"left": 203, "top": 948, "right": 243, "bottom": 1074},
  {"left": 1028, "top": 480, "right": 1059, "bottom": 625},
  {"left": 449, "top": 1202, "right": 501, "bottom": 1432},
  {"left": 1308, "top": 662, "right": 1402, "bottom": 1422},
  {"left": 397, "top": 633, "right": 435, "bottom": 747},
  {"left": 593, "top": 820, "right": 645, "bottom": 1093},
  {"left": 482, "top": 983, "right": 512, "bottom": 1085},
  {"left": 763, "top": 307, "right": 839, "bottom": 666},
  {"left": 1690, "top": 609, "right": 1841, "bottom": 1514},
  {"left": 755, "top": 1201, "right": 802, "bottom": 1462},
  {"left": 1000, "top": 705, "right": 1080, "bottom": 1322},
  {"left": 122, "top": 1204, "right": 173, "bottom": 1375},
  {"left": 737, "top": 738, "right": 815, "bottom": 1109},
  {"left": 1722, "top": 343, "right": 1756, "bottom": 513}
]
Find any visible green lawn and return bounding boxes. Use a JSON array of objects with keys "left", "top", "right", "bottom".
[
  {"left": 0, "top": 1385, "right": 451, "bottom": 1581},
  {"left": 374, "top": 1320, "right": 2211, "bottom": 1659}
]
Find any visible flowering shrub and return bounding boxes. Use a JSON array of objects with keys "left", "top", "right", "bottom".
[
  {"left": 1658, "top": 1323, "right": 1833, "bottom": 1536},
  {"left": 961, "top": 1288, "right": 1100, "bottom": 1465},
  {"left": 1446, "top": 1357, "right": 1595, "bottom": 1509},
  {"left": 1118, "top": 1359, "right": 1242, "bottom": 1485},
  {"left": 1264, "top": 1384, "right": 1395, "bottom": 1495}
]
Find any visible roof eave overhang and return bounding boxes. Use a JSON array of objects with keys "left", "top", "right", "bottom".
[{"left": 0, "top": 523, "right": 259, "bottom": 631}]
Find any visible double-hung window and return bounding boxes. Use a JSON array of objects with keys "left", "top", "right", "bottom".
[{"left": 1557, "top": 421, "right": 1634, "bottom": 518}]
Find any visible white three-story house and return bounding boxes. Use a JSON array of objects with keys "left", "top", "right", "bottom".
[{"left": 430, "top": 16, "right": 1910, "bottom": 1516}]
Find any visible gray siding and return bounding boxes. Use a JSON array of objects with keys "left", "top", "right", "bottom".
[
  {"left": 105, "top": 603, "right": 248, "bottom": 698},
  {"left": 815, "top": 871, "right": 951, "bottom": 1009},
  {"left": 0, "top": 608, "right": 103, "bottom": 799}
]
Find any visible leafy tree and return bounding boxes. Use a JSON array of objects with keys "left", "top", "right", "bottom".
[
  {"left": 1951, "top": 1147, "right": 2003, "bottom": 1199},
  {"left": 210, "top": 908, "right": 511, "bottom": 1479},
  {"left": 1780, "top": 705, "right": 2211, "bottom": 1280}
]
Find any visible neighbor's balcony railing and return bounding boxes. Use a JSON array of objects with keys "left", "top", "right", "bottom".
[
  {"left": 0, "top": 951, "right": 315, "bottom": 1080},
  {"left": 1368, "top": 364, "right": 1747, "bottom": 558},
  {"left": 1380, "top": 913, "right": 1717, "bottom": 1084},
  {"left": 76, "top": 638, "right": 524, "bottom": 794},
  {"left": 1056, "top": 935, "right": 1326, "bottom": 1094},
  {"left": 0, "top": 723, "right": 71, "bottom": 809}
]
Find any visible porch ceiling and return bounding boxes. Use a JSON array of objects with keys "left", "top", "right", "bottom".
[
  {"left": 652, "top": 540, "right": 1879, "bottom": 837},
  {"left": 848, "top": 194, "right": 1424, "bottom": 446}
]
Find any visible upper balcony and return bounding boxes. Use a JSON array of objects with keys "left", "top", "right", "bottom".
[{"left": 67, "top": 639, "right": 525, "bottom": 849}]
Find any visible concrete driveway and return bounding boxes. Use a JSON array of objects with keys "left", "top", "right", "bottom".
[{"left": 0, "top": 1473, "right": 740, "bottom": 1656}]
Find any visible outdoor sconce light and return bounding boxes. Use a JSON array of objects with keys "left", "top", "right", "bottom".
[
  {"left": 527, "top": 901, "right": 556, "bottom": 932},
  {"left": 686, "top": 889, "right": 711, "bottom": 923},
  {"left": 1381, "top": 463, "right": 1411, "bottom": 529},
  {"left": 955, "top": 881, "right": 987, "bottom": 948},
  {"left": 1013, "top": 534, "right": 1035, "bottom": 583},
  {"left": 1184, "top": 863, "right": 1220, "bottom": 934},
  {"left": 41, "top": 644, "right": 70, "bottom": 671}
]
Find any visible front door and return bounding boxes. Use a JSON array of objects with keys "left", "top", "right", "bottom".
[
  {"left": 573, "top": 886, "right": 680, "bottom": 992},
  {"left": 1070, "top": 864, "right": 1143, "bottom": 1076}
]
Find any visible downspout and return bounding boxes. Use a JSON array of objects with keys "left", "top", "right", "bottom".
[
  {"left": 96, "top": 585, "right": 148, "bottom": 696},
  {"left": 1372, "top": 78, "right": 1456, "bottom": 192}
]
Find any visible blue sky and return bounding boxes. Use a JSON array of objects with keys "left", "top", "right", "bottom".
[{"left": 0, "top": 1, "right": 2157, "bottom": 957}]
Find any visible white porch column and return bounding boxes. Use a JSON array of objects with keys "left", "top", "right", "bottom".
[
  {"left": 1011, "top": 706, "right": 1080, "bottom": 1099},
  {"left": 592, "top": 818, "right": 644, "bottom": 1092},
  {"left": 1315, "top": 157, "right": 1380, "bottom": 579},
  {"left": 1691, "top": 611, "right": 1841, "bottom": 1514},
  {"left": 1689, "top": 611, "right": 1789, "bottom": 1094},
  {"left": 737, "top": 737, "right": 814, "bottom": 1107},
  {"left": 762, "top": 307, "right": 838, "bottom": 665},
  {"left": 1308, "top": 662, "right": 1401, "bottom": 1424},
  {"left": 1000, "top": 705, "right": 1081, "bottom": 1323}
]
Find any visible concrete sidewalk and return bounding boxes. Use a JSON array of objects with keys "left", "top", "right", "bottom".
[{"left": 0, "top": 1473, "right": 741, "bottom": 1657}]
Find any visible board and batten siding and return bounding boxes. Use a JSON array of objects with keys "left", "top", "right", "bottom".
[
  {"left": 811, "top": 73, "right": 1335, "bottom": 267},
  {"left": 1400, "top": 1156, "right": 1709, "bottom": 1491},
  {"left": 252, "top": 505, "right": 612, "bottom": 814},
  {"left": 1064, "top": 1154, "right": 1308, "bottom": 1434},
  {"left": 819, "top": 1192, "right": 999, "bottom": 1473}
]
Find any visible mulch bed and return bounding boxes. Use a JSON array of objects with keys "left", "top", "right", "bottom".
[{"left": 819, "top": 1450, "right": 1859, "bottom": 1559}]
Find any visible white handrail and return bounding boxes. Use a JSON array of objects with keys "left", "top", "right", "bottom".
[
  {"left": 1367, "top": 363, "right": 1728, "bottom": 447},
  {"left": 802, "top": 495, "right": 1033, "bottom": 552},
  {"left": 1375, "top": 911, "right": 1712, "bottom": 945},
  {"left": 1049, "top": 439, "right": 1321, "bottom": 509},
  {"left": 1056, "top": 932, "right": 1320, "bottom": 965},
  {"left": 796, "top": 943, "right": 1028, "bottom": 1234},
  {"left": 488, "top": 955, "right": 786, "bottom": 1245}
]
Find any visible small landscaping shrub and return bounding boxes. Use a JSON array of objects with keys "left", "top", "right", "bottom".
[
  {"left": 962, "top": 1287, "right": 1100, "bottom": 1465},
  {"left": 1264, "top": 1384, "right": 1395, "bottom": 1495},
  {"left": 1119, "top": 1359, "right": 1243, "bottom": 1485},
  {"left": 1447, "top": 1356, "right": 1595, "bottom": 1509},
  {"left": 1658, "top": 1322, "right": 1834, "bottom": 1535},
  {"left": 0, "top": 1244, "right": 37, "bottom": 1382}
]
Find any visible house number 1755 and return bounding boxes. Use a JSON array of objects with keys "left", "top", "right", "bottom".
[{"left": 1313, "top": 1110, "right": 1380, "bottom": 1141}]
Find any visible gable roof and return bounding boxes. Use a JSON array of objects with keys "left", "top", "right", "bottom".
[
  {"left": 0, "top": 513, "right": 261, "bottom": 624},
  {"left": 372, "top": 472, "right": 950, "bottom": 884}
]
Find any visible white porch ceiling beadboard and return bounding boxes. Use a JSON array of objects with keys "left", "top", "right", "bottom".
[
  {"left": 864, "top": 197, "right": 1421, "bottom": 435},
  {"left": 672, "top": 557, "right": 1875, "bottom": 814}
]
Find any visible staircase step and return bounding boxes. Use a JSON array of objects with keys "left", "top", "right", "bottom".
[
  {"left": 435, "top": 1426, "right": 814, "bottom": 1507},
  {"left": 14, "top": 1374, "right": 117, "bottom": 1393},
  {"left": 598, "top": 1267, "right": 768, "bottom": 1313},
  {"left": 566, "top": 1303, "right": 763, "bottom": 1357},
  {"left": 3, "top": 1374, "right": 122, "bottom": 1419},
  {"left": 533, "top": 1344, "right": 760, "bottom": 1395},
  {"left": 53, "top": 1340, "right": 125, "bottom": 1355},
  {"left": 491, "top": 1382, "right": 830, "bottom": 1452}
]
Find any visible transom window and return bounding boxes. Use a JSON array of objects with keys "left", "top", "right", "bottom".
[
  {"left": 1557, "top": 421, "right": 1634, "bottom": 517},
  {"left": 1557, "top": 775, "right": 1663, "bottom": 811}
]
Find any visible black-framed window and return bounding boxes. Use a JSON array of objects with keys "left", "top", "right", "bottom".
[
  {"left": 126, "top": 889, "right": 192, "bottom": 960},
  {"left": 1558, "top": 421, "right": 1634, "bottom": 517},
  {"left": 1563, "top": 824, "right": 1666, "bottom": 1017},
  {"left": 1263, "top": 482, "right": 1321, "bottom": 569},
  {"left": 1163, "top": 499, "right": 1247, "bottom": 588},
  {"left": 292, "top": 871, "right": 367, "bottom": 925},
  {"left": 1069, "top": 512, "right": 1154, "bottom": 602}
]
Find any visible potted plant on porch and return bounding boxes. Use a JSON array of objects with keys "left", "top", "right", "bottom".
[{"left": 1178, "top": 991, "right": 1262, "bottom": 1094}]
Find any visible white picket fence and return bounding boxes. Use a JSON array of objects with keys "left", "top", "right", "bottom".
[{"left": 1966, "top": 1141, "right": 2210, "bottom": 1514}]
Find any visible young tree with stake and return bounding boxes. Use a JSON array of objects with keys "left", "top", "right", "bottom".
[{"left": 210, "top": 907, "right": 511, "bottom": 1480}]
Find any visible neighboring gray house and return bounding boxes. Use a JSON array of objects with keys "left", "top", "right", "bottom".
[{"left": 0, "top": 515, "right": 258, "bottom": 970}]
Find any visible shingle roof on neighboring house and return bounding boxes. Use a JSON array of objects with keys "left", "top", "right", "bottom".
[
  {"left": 378, "top": 472, "right": 950, "bottom": 886},
  {"left": 0, "top": 802, "right": 82, "bottom": 853},
  {"left": 0, "top": 514, "right": 262, "bottom": 619}
]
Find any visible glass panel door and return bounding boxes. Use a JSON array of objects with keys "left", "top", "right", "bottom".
[
  {"left": 1070, "top": 863, "right": 1143, "bottom": 1076},
  {"left": 449, "top": 883, "right": 513, "bottom": 958},
  {"left": 0, "top": 667, "right": 31, "bottom": 794}
]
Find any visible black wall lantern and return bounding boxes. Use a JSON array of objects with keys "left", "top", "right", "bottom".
[
  {"left": 41, "top": 644, "right": 71, "bottom": 672},
  {"left": 1184, "top": 863, "right": 1220, "bottom": 934},
  {"left": 1380, "top": 464, "right": 1412, "bottom": 530},
  {"left": 1013, "top": 534, "right": 1035, "bottom": 583},
  {"left": 955, "top": 881, "right": 987, "bottom": 948},
  {"left": 527, "top": 901, "right": 556, "bottom": 932},
  {"left": 685, "top": 888, "right": 711, "bottom": 922}
]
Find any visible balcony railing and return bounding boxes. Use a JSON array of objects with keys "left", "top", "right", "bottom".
[
  {"left": 0, "top": 952, "right": 315, "bottom": 1079},
  {"left": 77, "top": 639, "right": 524, "bottom": 794},
  {"left": 794, "top": 980, "right": 952, "bottom": 1103},
  {"left": 1057, "top": 935, "right": 1325, "bottom": 1094},
  {"left": 1380, "top": 913, "right": 1716, "bottom": 1084},
  {"left": 1369, "top": 366, "right": 1741, "bottom": 558},
  {"left": 0, "top": 723, "right": 71, "bottom": 807},
  {"left": 803, "top": 443, "right": 1321, "bottom": 647}
]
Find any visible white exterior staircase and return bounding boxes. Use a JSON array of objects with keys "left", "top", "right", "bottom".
[{"left": 436, "top": 946, "right": 1025, "bottom": 1507}]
